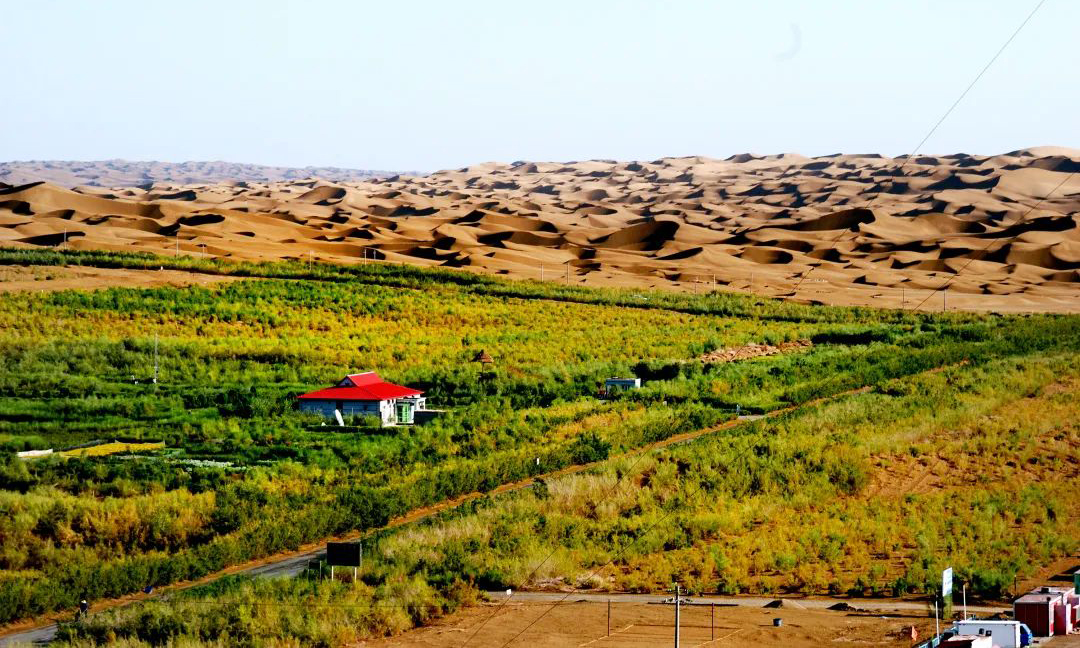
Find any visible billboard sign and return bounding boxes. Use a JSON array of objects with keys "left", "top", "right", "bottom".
[
  {"left": 327, "top": 542, "right": 362, "bottom": 567},
  {"left": 942, "top": 567, "right": 953, "bottom": 598}
]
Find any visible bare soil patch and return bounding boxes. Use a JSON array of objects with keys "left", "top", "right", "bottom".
[
  {"left": 359, "top": 600, "right": 936, "bottom": 647},
  {"left": 0, "top": 265, "right": 244, "bottom": 293}
]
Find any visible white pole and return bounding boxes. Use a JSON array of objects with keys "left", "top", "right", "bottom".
[
  {"left": 963, "top": 584, "right": 967, "bottom": 620},
  {"left": 934, "top": 600, "right": 939, "bottom": 637},
  {"left": 674, "top": 583, "right": 681, "bottom": 648}
]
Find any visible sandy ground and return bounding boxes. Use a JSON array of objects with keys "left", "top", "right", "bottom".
[
  {"left": 362, "top": 600, "right": 941, "bottom": 647},
  {"left": 2, "top": 148, "right": 1078, "bottom": 312},
  {"left": 0, "top": 264, "right": 243, "bottom": 293}
]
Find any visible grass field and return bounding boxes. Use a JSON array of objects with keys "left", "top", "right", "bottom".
[{"left": 0, "top": 248, "right": 1077, "bottom": 646}]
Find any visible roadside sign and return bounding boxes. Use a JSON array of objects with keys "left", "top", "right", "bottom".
[
  {"left": 942, "top": 567, "right": 953, "bottom": 598},
  {"left": 327, "top": 542, "right": 362, "bottom": 567}
]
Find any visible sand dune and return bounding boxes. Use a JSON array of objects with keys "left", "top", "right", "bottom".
[
  {"left": 0, "top": 160, "right": 401, "bottom": 188},
  {"left": 1, "top": 149, "right": 1078, "bottom": 312}
]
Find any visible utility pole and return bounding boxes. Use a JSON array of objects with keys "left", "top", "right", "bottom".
[
  {"left": 540, "top": 262, "right": 544, "bottom": 282},
  {"left": 901, "top": 286, "right": 905, "bottom": 309},
  {"left": 153, "top": 334, "right": 158, "bottom": 385},
  {"left": 175, "top": 235, "right": 179, "bottom": 257},
  {"left": 962, "top": 583, "right": 967, "bottom": 620},
  {"left": 674, "top": 583, "right": 681, "bottom": 648},
  {"left": 943, "top": 288, "right": 947, "bottom": 313},
  {"left": 710, "top": 603, "right": 715, "bottom": 641},
  {"left": 565, "top": 261, "right": 570, "bottom": 284},
  {"left": 607, "top": 599, "right": 611, "bottom": 636}
]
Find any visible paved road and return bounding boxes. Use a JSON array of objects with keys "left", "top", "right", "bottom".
[{"left": 0, "top": 555, "right": 319, "bottom": 647}]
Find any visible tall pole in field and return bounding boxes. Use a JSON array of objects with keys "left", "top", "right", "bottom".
[
  {"left": 934, "top": 600, "right": 939, "bottom": 638},
  {"left": 710, "top": 603, "right": 715, "bottom": 640},
  {"left": 153, "top": 334, "right": 158, "bottom": 385},
  {"left": 540, "top": 262, "right": 544, "bottom": 282},
  {"left": 607, "top": 599, "right": 611, "bottom": 636},
  {"left": 674, "top": 583, "right": 681, "bottom": 648},
  {"left": 565, "top": 261, "right": 570, "bottom": 284}
]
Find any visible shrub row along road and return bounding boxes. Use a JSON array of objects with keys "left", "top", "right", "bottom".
[{"left": 0, "top": 368, "right": 954, "bottom": 647}]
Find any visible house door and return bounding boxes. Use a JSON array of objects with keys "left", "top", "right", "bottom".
[{"left": 395, "top": 402, "right": 413, "bottom": 424}]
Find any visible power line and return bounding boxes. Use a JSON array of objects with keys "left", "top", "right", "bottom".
[
  {"left": 476, "top": 4, "right": 1053, "bottom": 635},
  {"left": 789, "top": 0, "right": 1048, "bottom": 297},
  {"left": 907, "top": 169, "right": 1078, "bottom": 312}
]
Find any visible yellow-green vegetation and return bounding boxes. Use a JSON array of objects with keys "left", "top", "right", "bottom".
[
  {"left": 47, "top": 353, "right": 1080, "bottom": 648},
  {"left": 1, "top": 247, "right": 1078, "bottom": 637},
  {"left": 366, "top": 354, "right": 1079, "bottom": 598},
  {"left": 58, "top": 442, "right": 165, "bottom": 458}
]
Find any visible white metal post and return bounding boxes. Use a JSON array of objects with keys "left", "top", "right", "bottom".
[
  {"left": 934, "top": 600, "right": 939, "bottom": 637},
  {"left": 674, "top": 584, "right": 681, "bottom": 648}
]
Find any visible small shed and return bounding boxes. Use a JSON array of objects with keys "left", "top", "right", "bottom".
[
  {"left": 1037, "top": 586, "right": 1079, "bottom": 626},
  {"left": 605, "top": 377, "right": 641, "bottom": 393},
  {"left": 1014, "top": 592, "right": 1061, "bottom": 637}
]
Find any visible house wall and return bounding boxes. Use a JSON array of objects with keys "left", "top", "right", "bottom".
[
  {"left": 299, "top": 400, "right": 337, "bottom": 419},
  {"left": 301, "top": 399, "right": 394, "bottom": 426}
]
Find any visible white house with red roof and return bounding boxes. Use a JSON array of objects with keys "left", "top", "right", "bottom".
[{"left": 298, "top": 372, "right": 427, "bottom": 426}]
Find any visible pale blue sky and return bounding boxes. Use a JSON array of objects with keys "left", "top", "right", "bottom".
[{"left": 3, "top": 0, "right": 1076, "bottom": 171}]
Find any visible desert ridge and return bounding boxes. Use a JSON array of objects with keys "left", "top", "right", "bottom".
[{"left": 1, "top": 148, "right": 1078, "bottom": 313}]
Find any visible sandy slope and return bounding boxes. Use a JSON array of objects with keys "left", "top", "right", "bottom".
[{"left": 1, "top": 149, "right": 1078, "bottom": 312}]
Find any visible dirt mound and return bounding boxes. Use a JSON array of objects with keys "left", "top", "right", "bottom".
[
  {"left": 764, "top": 599, "right": 807, "bottom": 609},
  {"left": 700, "top": 339, "right": 812, "bottom": 364}
]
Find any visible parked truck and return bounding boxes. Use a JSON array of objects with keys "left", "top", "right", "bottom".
[{"left": 950, "top": 620, "right": 1031, "bottom": 648}]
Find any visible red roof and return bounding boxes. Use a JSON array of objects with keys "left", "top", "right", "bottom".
[{"left": 298, "top": 372, "right": 423, "bottom": 401}]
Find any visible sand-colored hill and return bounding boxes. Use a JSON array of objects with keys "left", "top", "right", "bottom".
[
  {"left": 0, "top": 160, "right": 400, "bottom": 188},
  {"left": 1, "top": 149, "right": 1079, "bottom": 312}
]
